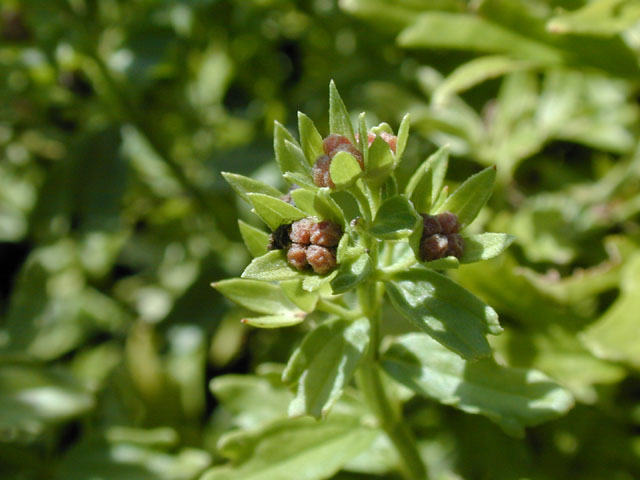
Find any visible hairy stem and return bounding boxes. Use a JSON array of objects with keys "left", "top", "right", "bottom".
[{"left": 356, "top": 285, "right": 427, "bottom": 480}]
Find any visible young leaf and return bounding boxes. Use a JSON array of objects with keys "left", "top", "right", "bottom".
[
  {"left": 382, "top": 333, "right": 574, "bottom": 437},
  {"left": 358, "top": 112, "right": 369, "bottom": 168},
  {"left": 247, "top": 193, "right": 307, "bottom": 230},
  {"left": 329, "top": 151, "right": 362, "bottom": 189},
  {"left": 436, "top": 166, "right": 496, "bottom": 228},
  {"left": 238, "top": 220, "right": 269, "bottom": 258},
  {"left": 222, "top": 172, "right": 282, "bottom": 203},
  {"left": 329, "top": 80, "right": 356, "bottom": 144},
  {"left": 330, "top": 252, "right": 372, "bottom": 294},
  {"left": 282, "top": 317, "right": 370, "bottom": 419},
  {"left": 213, "top": 278, "right": 302, "bottom": 316},
  {"left": 283, "top": 172, "right": 319, "bottom": 191},
  {"left": 242, "top": 313, "right": 306, "bottom": 329},
  {"left": 241, "top": 250, "right": 299, "bottom": 281},
  {"left": 405, "top": 146, "right": 449, "bottom": 213},
  {"left": 314, "top": 189, "right": 346, "bottom": 229},
  {"left": 364, "top": 135, "right": 394, "bottom": 184},
  {"left": 281, "top": 279, "right": 319, "bottom": 313},
  {"left": 201, "top": 417, "right": 377, "bottom": 480},
  {"left": 298, "top": 112, "right": 324, "bottom": 164},
  {"left": 460, "top": 233, "right": 516, "bottom": 263},
  {"left": 395, "top": 113, "right": 411, "bottom": 165},
  {"left": 290, "top": 188, "right": 317, "bottom": 216},
  {"left": 274, "top": 122, "right": 306, "bottom": 176},
  {"left": 385, "top": 268, "right": 502, "bottom": 360},
  {"left": 370, "top": 196, "right": 421, "bottom": 240},
  {"left": 285, "top": 140, "right": 312, "bottom": 176}
]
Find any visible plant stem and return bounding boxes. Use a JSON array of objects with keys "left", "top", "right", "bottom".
[{"left": 356, "top": 285, "right": 427, "bottom": 480}]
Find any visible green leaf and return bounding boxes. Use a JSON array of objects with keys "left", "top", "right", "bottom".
[
  {"left": 329, "top": 80, "right": 356, "bottom": 144},
  {"left": 238, "top": 220, "right": 269, "bottom": 258},
  {"left": 358, "top": 112, "right": 369, "bottom": 168},
  {"left": 329, "top": 151, "right": 363, "bottom": 189},
  {"left": 385, "top": 268, "right": 502, "bottom": 359},
  {"left": 221, "top": 172, "right": 283, "bottom": 204},
  {"left": 274, "top": 122, "right": 307, "bottom": 176},
  {"left": 405, "top": 146, "right": 449, "bottom": 213},
  {"left": 364, "top": 135, "right": 395, "bottom": 183},
  {"left": 210, "top": 375, "right": 291, "bottom": 429},
  {"left": 581, "top": 255, "right": 640, "bottom": 369},
  {"left": 247, "top": 193, "right": 307, "bottom": 230},
  {"left": 290, "top": 188, "right": 317, "bottom": 216},
  {"left": 434, "top": 56, "right": 538, "bottom": 104},
  {"left": 281, "top": 279, "right": 319, "bottom": 313},
  {"left": 460, "top": 233, "right": 516, "bottom": 263},
  {"left": 241, "top": 250, "right": 300, "bottom": 281},
  {"left": 436, "top": 166, "right": 496, "bottom": 228},
  {"left": 330, "top": 252, "right": 372, "bottom": 294},
  {"left": 213, "top": 278, "right": 302, "bottom": 315},
  {"left": 394, "top": 113, "right": 410, "bottom": 165},
  {"left": 283, "top": 172, "right": 319, "bottom": 191},
  {"left": 242, "top": 313, "right": 306, "bottom": 329},
  {"left": 282, "top": 317, "right": 370, "bottom": 418},
  {"left": 0, "top": 365, "right": 94, "bottom": 436},
  {"left": 298, "top": 112, "right": 324, "bottom": 164},
  {"left": 371, "top": 196, "right": 421, "bottom": 240},
  {"left": 382, "top": 333, "right": 574, "bottom": 437},
  {"left": 201, "top": 417, "right": 376, "bottom": 480},
  {"left": 398, "top": 12, "right": 563, "bottom": 63},
  {"left": 314, "top": 189, "right": 346, "bottom": 229},
  {"left": 547, "top": 0, "right": 640, "bottom": 37}
]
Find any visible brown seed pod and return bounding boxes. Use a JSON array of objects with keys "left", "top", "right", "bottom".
[
  {"left": 289, "top": 218, "right": 315, "bottom": 245},
  {"left": 323, "top": 134, "right": 352, "bottom": 156},
  {"left": 309, "top": 220, "right": 342, "bottom": 247},
  {"left": 287, "top": 243, "right": 309, "bottom": 271},
  {"left": 437, "top": 211, "right": 460, "bottom": 234},
  {"left": 421, "top": 214, "right": 442, "bottom": 237},
  {"left": 446, "top": 233, "right": 465, "bottom": 258},
  {"left": 420, "top": 233, "right": 449, "bottom": 262},
  {"left": 312, "top": 154, "right": 334, "bottom": 188},
  {"left": 306, "top": 245, "right": 337, "bottom": 274}
]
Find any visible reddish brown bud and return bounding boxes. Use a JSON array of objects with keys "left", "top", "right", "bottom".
[
  {"left": 420, "top": 234, "right": 449, "bottom": 262},
  {"left": 306, "top": 245, "right": 337, "bottom": 274},
  {"left": 323, "top": 134, "right": 352, "bottom": 156},
  {"left": 310, "top": 220, "right": 342, "bottom": 247},
  {"left": 289, "top": 218, "right": 315, "bottom": 244},
  {"left": 312, "top": 154, "right": 334, "bottom": 188},
  {"left": 437, "top": 211, "right": 460, "bottom": 234},
  {"left": 287, "top": 244, "right": 309, "bottom": 271},
  {"left": 446, "top": 233, "right": 465, "bottom": 258},
  {"left": 421, "top": 214, "right": 443, "bottom": 237}
]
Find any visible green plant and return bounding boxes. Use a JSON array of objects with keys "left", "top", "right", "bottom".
[{"left": 209, "top": 82, "right": 573, "bottom": 480}]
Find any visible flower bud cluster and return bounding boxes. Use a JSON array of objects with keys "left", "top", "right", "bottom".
[
  {"left": 312, "top": 132, "right": 397, "bottom": 188},
  {"left": 419, "top": 212, "right": 464, "bottom": 262},
  {"left": 268, "top": 218, "right": 342, "bottom": 274}
]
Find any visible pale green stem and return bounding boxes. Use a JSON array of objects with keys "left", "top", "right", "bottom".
[{"left": 355, "top": 283, "right": 427, "bottom": 480}]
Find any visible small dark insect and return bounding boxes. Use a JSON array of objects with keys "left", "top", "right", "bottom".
[{"left": 267, "top": 224, "right": 291, "bottom": 250}]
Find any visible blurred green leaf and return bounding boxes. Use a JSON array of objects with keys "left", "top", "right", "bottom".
[
  {"left": 460, "top": 233, "right": 515, "bottom": 263},
  {"left": 405, "top": 145, "right": 449, "bottom": 213},
  {"left": 547, "top": 0, "right": 640, "bottom": 37},
  {"left": 382, "top": 333, "right": 574, "bottom": 436},
  {"left": 222, "top": 173, "right": 283, "bottom": 204}
]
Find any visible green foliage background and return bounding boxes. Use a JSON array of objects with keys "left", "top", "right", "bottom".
[{"left": 1, "top": 0, "right": 639, "bottom": 478}]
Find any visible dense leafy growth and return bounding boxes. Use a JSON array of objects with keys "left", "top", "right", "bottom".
[{"left": 1, "top": 1, "right": 640, "bottom": 479}]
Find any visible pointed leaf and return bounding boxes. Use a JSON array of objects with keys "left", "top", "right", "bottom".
[
  {"left": 330, "top": 252, "right": 372, "bottom": 294},
  {"left": 274, "top": 122, "right": 307, "bottom": 175},
  {"left": 213, "top": 278, "right": 302, "bottom": 315},
  {"left": 395, "top": 113, "right": 411, "bottom": 165},
  {"left": 283, "top": 318, "right": 370, "bottom": 419},
  {"left": 358, "top": 112, "right": 369, "bottom": 168},
  {"left": 329, "top": 80, "right": 356, "bottom": 144},
  {"left": 364, "top": 135, "right": 394, "bottom": 183},
  {"left": 201, "top": 417, "right": 376, "bottom": 480},
  {"left": 283, "top": 172, "right": 319, "bottom": 191},
  {"left": 460, "top": 233, "right": 515, "bottom": 263},
  {"left": 436, "top": 166, "right": 496, "bottom": 228},
  {"left": 371, "top": 196, "right": 421, "bottom": 240},
  {"left": 385, "top": 268, "right": 502, "bottom": 359},
  {"left": 238, "top": 220, "right": 269, "bottom": 258},
  {"left": 382, "top": 333, "right": 574, "bottom": 436},
  {"left": 247, "top": 193, "right": 307, "bottom": 230},
  {"left": 298, "top": 112, "right": 324, "bottom": 164},
  {"left": 241, "top": 250, "right": 300, "bottom": 281},
  {"left": 405, "top": 146, "right": 449, "bottom": 213},
  {"left": 222, "top": 172, "right": 282, "bottom": 203},
  {"left": 242, "top": 313, "right": 306, "bottom": 329}
]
